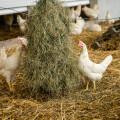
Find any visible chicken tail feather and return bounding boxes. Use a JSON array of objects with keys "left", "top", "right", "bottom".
[{"left": 100, "top": 55, "right": 112, "bottom": 69}]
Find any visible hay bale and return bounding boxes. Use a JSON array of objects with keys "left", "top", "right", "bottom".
[{"left": 22, "top": 0, "right": 81, "bottom": 95}]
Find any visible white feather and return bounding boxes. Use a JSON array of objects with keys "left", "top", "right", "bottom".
[
  {"left": 82, "top": 4, "right": 99, "bottom": 19},
  {"left": 71, "top": 17, "right": 85, "bottom": 35},
  {"left": 84, "top": 22, "right": 102, "bottom": 32},
  {"left": 17, "top": 15, "right": 27, "bottom": 33},
  {"left": 106, "top": 11, "right": 114, "bottom": 24}
]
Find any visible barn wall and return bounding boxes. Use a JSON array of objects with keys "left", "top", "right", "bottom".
[
  {"left": 90, "top": 0, "right": 120, "bottom": 19},
  {"left": 59, "top": 0, "right": 90, "bottom": 7},
  {"left": 0, "top": 0, "right": 90, "bottom": 15},
  {"left": 0, "top": 0, "right": 36, "bottom": 9},
  {"left": 0, "top": 0, "right": 37, "bottom": 15}
]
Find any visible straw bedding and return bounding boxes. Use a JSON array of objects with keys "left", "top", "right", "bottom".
[{"left": 0, "top": 14, "right": 120, "bottom": 120}]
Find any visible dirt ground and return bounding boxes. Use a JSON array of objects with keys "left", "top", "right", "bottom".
[{"left": 0, "top": 22, "right": 120, "bottom": 120}]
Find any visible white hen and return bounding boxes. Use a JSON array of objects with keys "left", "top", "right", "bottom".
[
  {"left": 71, "top": 8, "right": 75, "bottom": 22},
  {"left": 78, "top": 41, "right": 112, "bottom": 90},
  {"left": 71, "top": 5, "right": 81, "bottom": 21},
  {"left": 106, "top": 11, "right": 114, "bottom": 24},
  {"left": 4, "top": 14, "right": 14, "bottom": 31},
  {"left": 0, "top": 37, "right": 28, "bottom": 91},
  {"left": 71, "top": 17, "right": 85, "bottom": 35},
  {"left": 0, "top": 47, "right": 7, "bottom": 69},
  {"left": 84, "top": 22, "right": 102, "bottom": 32},
  {"left": 17, "top": 15, "right": 27, "bottom": 33},
  {"left": 82, "top": 4, "right": 99, "bottom": 19}
]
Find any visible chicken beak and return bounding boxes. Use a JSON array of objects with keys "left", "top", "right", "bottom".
[{"left": 78, "top": 44, "right": 83, "bottom": 48}]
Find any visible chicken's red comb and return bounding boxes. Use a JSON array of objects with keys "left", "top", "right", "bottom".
[
  {"left": 79, "top": 40, "right": 83, "bottom": 45},
  {"left": 17, "top": 36, "right": 25, "bottom": 47},
  {"left": 18, "top": 36, "right": 20, "bottom": 39},
  {"left": 82, "top": 5, "right": 86, "bottom": 10}
]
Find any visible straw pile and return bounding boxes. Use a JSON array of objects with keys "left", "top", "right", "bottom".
[{"left": 22, "top": 0, "right": 81, "bottom": 95}]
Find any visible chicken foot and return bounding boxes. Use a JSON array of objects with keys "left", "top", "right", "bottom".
[{"left": 86, "top": 82, "right": 89, "bottom": 90}]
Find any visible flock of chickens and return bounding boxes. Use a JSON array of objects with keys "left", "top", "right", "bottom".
[
  {"left": 71, "top": 4, "right": 114, "bottom": 35},
  {"left": 1, "top": 4, "right": 113, "bottom": 91},
  {"left": 3, "top": 4, "right": 114, "bottom": 34},
  {"left": 71, "top": 4, "right": 113, "bottom": 89}
]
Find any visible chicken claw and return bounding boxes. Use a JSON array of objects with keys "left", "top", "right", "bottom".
[{"left": 83, "top": 79, "right": 86, "bottom": 83}]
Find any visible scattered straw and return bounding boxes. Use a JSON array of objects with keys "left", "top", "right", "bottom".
[{"left": 0, "top": 11, "right": 120, "bottom": 120}]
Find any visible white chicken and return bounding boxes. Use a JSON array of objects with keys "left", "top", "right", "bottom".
[
  {"left": 71, "top": 4, "right": 81, "bottom": 21},
  {"left": 84, "top": 22, "right": 102, "bottom": 32},
  {"left": 82, "top": 4, "right": 99, "bottom": 19},
  {"left": 4, "top": 14, "right": 14, "bottom": 31},
  {"left": 71, "top": 17, "right": 85, "bottom": 35},
  {"left": 106, "top": 11, "right": 114, "bottom": 24},
  {"left": 71, "top": 8, "right": 75, "bottom": 22},
  {"left": 0, "top": 37, "right": 28, "bottom": 91},
  {"left": 78, "top": 41, "right": 112, "bottom": 90},
  {"left": 17, "top": 15, "right": 27, "bottom": 33}
]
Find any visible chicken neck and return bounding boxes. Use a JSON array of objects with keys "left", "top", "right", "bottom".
[{"left": 81, "top": 44, "right": 89, "bottom": 58}]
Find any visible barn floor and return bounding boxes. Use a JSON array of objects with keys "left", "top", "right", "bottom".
[{"left": 0, "top": 22, "right": 120, "bottom": 120}]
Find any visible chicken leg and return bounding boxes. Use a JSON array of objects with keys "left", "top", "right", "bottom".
[
  {"left": 86, "top": 82, "right": 89, "bottom": 90},
  {"left": 93, "top": 81, "right": 96, "bottom": 89},
  {"left": 8, "top": 83, "right": 13, "bottom": 91},
  {"left": 10, "top": 75, "right": 16, "bottom": 92},
  {"left": 83, "top": 79, "right": 86, "bottom": 84},
  {"left": 6, "top": 75, "right": 12, "bottom": 91},
  {"left": 5, "top": 72, "right": 14, "bottom": 92}
]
